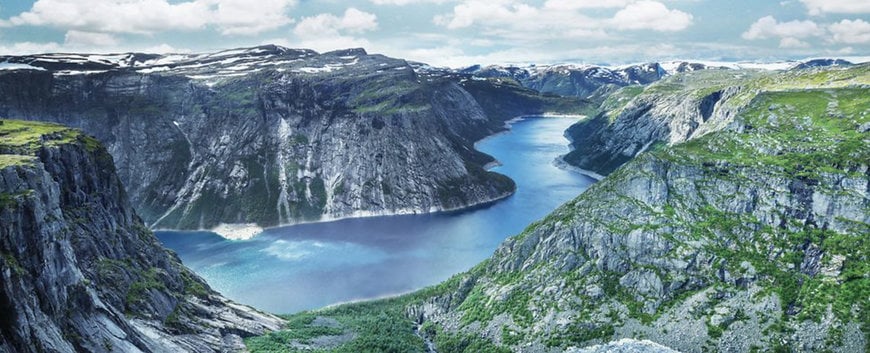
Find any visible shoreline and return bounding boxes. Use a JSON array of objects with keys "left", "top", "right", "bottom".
[
  {"left": 154, "top": 189, "right": 515, "bottom": 240},
  {"left": 553, "top": 155, "right": 604, "bottom": 181},
  {"left": 157, "top": 114, "right": 584, "bottom": 241},
  {"left": 554, "top": 116, "right": 605, "bottom": 180},
  {"left": 473, "top": 114, "right": 586, "bottom": 148}
]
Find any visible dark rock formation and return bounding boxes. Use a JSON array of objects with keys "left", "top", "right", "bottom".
[
  {"left": 0, "top": 120, "right": 283, "bottom": 353},
  {"left": 0, "top": 46, "right": 584, "bottom": 232}
]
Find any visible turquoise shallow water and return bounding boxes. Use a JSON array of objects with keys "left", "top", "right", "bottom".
[{"left": 156, "top": 116, "right": 596, "bottom": 313}]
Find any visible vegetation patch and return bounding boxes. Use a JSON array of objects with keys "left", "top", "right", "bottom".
[
  {"left": 0, "top": 119, "right": 82, "bottom": 153},
  {"left": 125, "top": 267, "right": 167, "bottom": 314}
]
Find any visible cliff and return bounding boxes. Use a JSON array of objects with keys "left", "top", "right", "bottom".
[
  {"left": 249, "top": 64, "right": 869, "bottom": 353},
  {"left": 563, "top": 64, "right": 869, "bottom": 176},
  {"left": 406, "top": 64, "right": 869, "bottom": 352},
  {"left": 0, "top": 119, "right": 283, "bottom": 353},
  {"left": 0, "top": 46, "right": 584, "bottom": 232}
]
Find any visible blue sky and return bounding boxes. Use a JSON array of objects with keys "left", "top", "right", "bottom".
[{"left": 0, "top": 0, "right": 868, "bottom": 66}]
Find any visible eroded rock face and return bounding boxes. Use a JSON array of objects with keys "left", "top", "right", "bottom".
[
  {"left": 405, "top": 66, "right": 869, "bottom": 352},
  {"left": 0, "top": 123, "right": 283, "bottom": 353},
  {"left": 563, "top": 82, "right": 743, "bottom": 175},
  {"left": 0, "top": 46, "right": 570, "bottom": 231}
]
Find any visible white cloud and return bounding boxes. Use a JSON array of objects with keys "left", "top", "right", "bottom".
[
  {"left": 370, "top": 0, "right": 449, "bottom": 5},
  {"left": 742, "top": 16, "right": 823, "bottom": 47},
  {"left": 206, "top": 0, "right": 297, "bottom": 35},
  {"left": 742, "top": 15, "right": 870, "bottom": 48},
  {"left": 799, "top": 0, "right": 870, "bottom": 16},
  {"left": 0, "top": 37, "right": 187, "bottom": 55},
  {"left": 434, "top": 0, "right": 693, "bottom": 35},
  {"left": 0, "top": 0, "right": 297, "bottom": 36},
  {"left": 544, "top": 0, "right": 632, "bottom": 10},
  {"left": 64, "top": 30, "right": 119, "bottom": 47},
  {"left": 435, "top": 0, "right": 537, "bottom": 30},
  {"left": 291, "top": 8, "right": 378, "bottom": 53},
  {"left": 391, "top": 41, "right": 691, "bottom": 67},
  {"left": 3, "top": 0, "right": 209, "bottom": 33},
  {"left": 294, "top": 8, "right": 377, "bottom": 37},
  {"left": 779, "top": 37, "right": 809, "bottom": 48},
  {"left": 610, "top": 1, "right": 693, "bottom": 31},
  {"left": 828, "top": 19, "right": 870, "bottom": 44},
  {"left": 340, "top": 8, "right": 379, "bottom": 33},
  {"left": 0, "top": 41, "right": 62, "bottom": 55},
  {"left": 829, "top": 46, "right": 853, "bottom": 55}
]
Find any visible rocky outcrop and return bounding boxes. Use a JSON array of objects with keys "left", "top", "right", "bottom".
[
  {"left": 563, "top": 82, "right": 743, "bottom": 175},
  {"left": 567, "top": 339, "right": 680, "bottom": 353},
  {"left": 0, "top": 119, "right": 283, "bottom": 353},
  {"left": 0, "top": 46, "right": 586, "bottom": 232},
  {"left": 562, "top": 64, "right": 869, "bottom": 176},
  {"left": 402, "top": 65, "right": 869, "bottom": 352}
]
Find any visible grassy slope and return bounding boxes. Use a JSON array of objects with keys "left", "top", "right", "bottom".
[
  {"left": 248, "top": 66, "right": 869, "bottom": 352},
  {"left": 0, "top": 119, "right": 97, "bottom": 168},
  {"left": 564, "top": 64, "right": 870, "bottom": 174}
]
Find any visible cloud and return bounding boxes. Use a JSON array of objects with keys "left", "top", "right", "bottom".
[
  {"left": 294, "top": 8, "right": 377, "bottom": 37},
  {"left": 0, "top": 35, "right": 187, "bottom": 55},
  {"left": 743, "top": 16, "right": 870, "bottom": 48},
  {"left": 291, "top": 8, "right": 378, "bottom": 52},
  {"left": 0, "top": 41, "right": 62, "bottom": 55},
  {"left": 0, "top": 0, "right": 297, "bottom": 36},
  {"left": 779, "top": 37, "right": 809, "bottom": 48},
  {"left": 64, "top": 30, "right": 119, "bottom": 47},
  {"left": 828, "top": 19, "right": 870, "bottom": 44},
  {"left": 742, "top": 16, "right": 823, "bottom": 48},
  {"left": 434, "top": 0, "right": 693, "bottom": 36},
  {"left": 206, "top": 0, "right": 298, "bottom": 35},
  {"left": 828, "top": 46, "right": 853, "bottom": 55},
  {"left": 610, "top": 0, "right": 693, "bottom": 31},
  {"left": 544, "top": 0, "right": 632, "bottom": 10},
  {"left": 392, "top": 41, "right": 696, "bottom": 67},
  {"left": 435, "top": 0, "right": 537, "bottom": 30},
  {"left": 370, "top": 0, "right": 449, "bottom": 5},
  {"left": 799, "top": 0, "right": 870, "bottom": 16}
]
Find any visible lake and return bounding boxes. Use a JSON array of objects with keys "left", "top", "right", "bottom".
[{"left": 156, "top": 116, "right": 597, "bottom": 313}]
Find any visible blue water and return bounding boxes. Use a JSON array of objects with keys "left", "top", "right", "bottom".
[{"left": 156, "top": 117, "right": 596, "bottom": 313}]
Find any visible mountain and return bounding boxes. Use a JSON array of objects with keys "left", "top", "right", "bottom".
[
  {"left": 792, "top": 59, "right": 853, "bottom": 70},
  {"left": 561, "top": 68, "right": 753, "bottom": 176},
  {"left": 0, "top": 45, "right": 584, "bottom": 234},
  {"left": 457, "top": 58, "right": 860, "bottom": 103},
  {"left": 457, "top": 62, "right": 670, "bottom": 98},
  {"left": 0, "top": 119, "right": 283, "bottom": 352},
  {"left": 247, "top": 64, "right": 869, "bottom": 352},
  {"left": 562, "top": 62, "right": 869, "bottom": 176}
]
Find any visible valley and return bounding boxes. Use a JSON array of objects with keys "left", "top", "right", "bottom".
[
  {"left": 0, "top": 46, "right": 587, "bottom": 234},
  {"left": 155, "top": 116, "right": 597, "bottom": 313},
  {"left": 0, "top": 45, "right": 867, "bottom": 353},
  {"left": 246, "top": 63, "right": 870, "bottom": 352}
]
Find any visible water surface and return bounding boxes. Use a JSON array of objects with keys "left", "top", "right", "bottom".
[{"left": 157, "top": 117, "right": 596, "bottom": 313}]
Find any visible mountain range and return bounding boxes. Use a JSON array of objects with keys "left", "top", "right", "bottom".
[{"left": 0, "top": 45, "right": 866, "bottom": 352}]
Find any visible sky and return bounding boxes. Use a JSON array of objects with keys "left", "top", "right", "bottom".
[{"left": 0, "top": 0, "right": 868, "bottom": 67}]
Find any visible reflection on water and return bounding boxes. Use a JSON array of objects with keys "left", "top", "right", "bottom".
[{"left": 156, "top": 117, "right": 596, "bottom": 313}]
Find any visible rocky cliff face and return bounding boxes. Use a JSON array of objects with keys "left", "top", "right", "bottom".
[
  {"left": 563, "top": 64, "right": 868, "bottom": 176},
  {"left": 0, "top": 46, "right": 582, "bottom": 232},
  {"left": 0, "top": 119, "right": 283, "bottom": 353},
  {"left": 401, "top": 64, "right": 869, "bottom": 352},
  {"left": 232, "top": 64, "right": 869, "bottom": 353}
]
